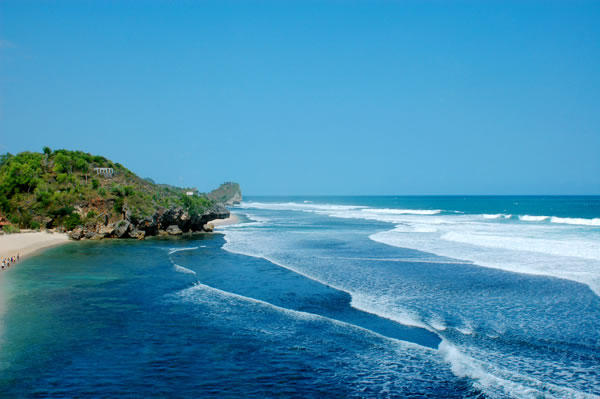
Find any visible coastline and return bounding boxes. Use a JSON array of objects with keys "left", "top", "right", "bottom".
[
  {"left": 0, "top": 231, "right": 70, "bottom": 261},
  {"left": 208, "top": 213, "right": 240, "bottom": 229}
]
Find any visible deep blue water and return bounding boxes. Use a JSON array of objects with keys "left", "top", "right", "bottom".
[{"left": 1, "top": 196, "right": 599, "bottom": 398}]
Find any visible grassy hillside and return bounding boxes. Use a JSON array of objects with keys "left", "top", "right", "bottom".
[{"left": 0, "top": 147, "right": 215, "bottom": 231}]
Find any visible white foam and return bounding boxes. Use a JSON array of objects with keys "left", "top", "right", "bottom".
[
  {"left": 240, "top": 201, "right": 364, "bottom": 212},
  {"left": 440, "top": 231, "right": 600, "bottom": 261},
  {"left": 519, "top": 215, "right": 550, "bottom": 222},
  {"left": 174, "top": 282, "right": 432, "bottom": 351},
  {"left": 362, "top": 208, "right": 441, "bottom": 215},
  {"left": 456, "top": 326, "right": 473, "bottom": 335},
  {"left": 439, "top": 340, "right": 596, "bottom": 399},
  {"left": 428, "top": 317, "right": 447, "bottom": 331},
  {"left": 222, "top": 205, "right": 600, "bottom": 397},
  {"left": 316, "top": 256, "right": 469, "bottom": 264},
  {"left": 371, "top": 225, "right": 600, "bottom": 296},
  {"left": 518, "top": 215, "right": 600, "bottom": 226},
  {"left": 483, "top": 214, "right": 511, "bottom": 219},
  {"left": 239, "top": 201, "right": 600, "bottom": 295},
  {"left": 174, "top": 264, "right": 196, "bottom": 275},
  {"left": 221, "top": 233, "right": 432, "bottom": 331},
  {"left": 168, "top": 247, "right": 199, "bottom": 255},
  {"left": 240, "top": 201, "right": 441, "bottom": 219},
  {"left": 277, "top": 203, "right": 600, "bottom": 296},
  {"left": 551, "top": 216, "right": 600, "bottom": 226}
]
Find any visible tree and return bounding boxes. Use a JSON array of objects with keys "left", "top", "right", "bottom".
[{"left": 53, "top": 153, "right": 71, "bottom": 174}]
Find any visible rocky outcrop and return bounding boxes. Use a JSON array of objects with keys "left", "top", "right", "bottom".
[
  {"left": 114, "top": 220, "right": 131, "bottom": 238},
  {"left": 69, "top": 227, "right": 83, "bottom": 240},
  {"left": 68, "top": 203, "right": 230, "bottom": 241},
  {"left": 207, "top": 182, "right": 242, "bottom": 206},
  {"left": 128, "top": 228, "right": 146, "bottom": 240},
  {"left": 166, "top": 225, "right": 182, "bottom": 235},
  {"left": 99, "top": 224, "right": 115, "bottom": 237}
]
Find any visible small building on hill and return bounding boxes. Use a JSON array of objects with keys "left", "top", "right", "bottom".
[{"left": 94, "top": 167, "right": 114, "bottom": 178}]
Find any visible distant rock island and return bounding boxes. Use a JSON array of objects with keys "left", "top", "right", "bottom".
[{"left": 0, "top": 148, "right": 241, "bottom": 240}]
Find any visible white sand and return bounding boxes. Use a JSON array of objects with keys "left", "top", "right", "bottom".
[
  {"left": 0, "top": 231, "right": 70, "bottom": 260},
  {"left": 207, "top": 213, "right": 240, "bottom": 229}
]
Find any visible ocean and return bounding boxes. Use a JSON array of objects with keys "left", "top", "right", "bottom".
[{"left": 0, "top": 196, "right": 598, "bottom": 398}]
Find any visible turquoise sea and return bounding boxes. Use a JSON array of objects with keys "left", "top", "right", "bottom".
[{"left": 0, "top": 196, "right": 599, "bottom": 398}]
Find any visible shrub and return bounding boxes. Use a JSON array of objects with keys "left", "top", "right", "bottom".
[
  {"left": 52, "top": 206, "right": 75, "bottom": 217},
  {"left": 113, "top": 197, "right": 124, "bottom": 213},
  {"left": 63, "top": 213, "right": 82, "bottom": 230},
  {"left": 53, "top": 153, "right": 71, "bottom": 173},
  {"left": 98, "top": 187, "right": 107, "bottom": 197},
  {"left": 35, "top": 188, "right": 52, "bottom": 207},
  {"left": 111, "top": 185, "right": 124, "bottom": 197},
  {"left": 18, "top": 212, "right": 33, "bottom": 228},
  {"left": 56, "top": 173, "right": 68, "bottom": 184},
  {"left": 75, "top": 158, "right": 89, "bottom": 173},
  {"left": 91, "top": 178, "right": 99, "bottom": 189},
  {"left": 2, "top": 224, "right": 20, "bottom": 234},
  {"left": 86, "top": 210, "right": 97, "bottom": 219}
]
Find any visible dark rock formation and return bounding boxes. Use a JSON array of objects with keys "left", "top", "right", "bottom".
[
  {"left": 68, "top": 203, "right": 230, "bottom": 241},
  {"left": 166, "top": 225, "right": 183, "bottom": 235}
]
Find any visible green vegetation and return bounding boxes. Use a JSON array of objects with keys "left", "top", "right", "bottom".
[
  {"left": 207, "top": 182, "right": 241, "bottom": 204},
  {"left": 0, "top": 148, "right": 218, "bottom": 230},
  {"left": 2, "top": 224, "right": 20, "bottom": 234}
]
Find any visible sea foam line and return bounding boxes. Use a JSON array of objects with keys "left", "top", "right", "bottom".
[
  {"left": 173, "top": 282, "right": 434, "bottom": 352},
  {"left": 361, "top": 208, "right": 441, "bottom": 215},
  {"left": 173, "top": 264, "right": 196, "bottom": 275},
  {"left": 221, "top": 234, "right": 433, "bottom": 332},
  {"left": 242, "top": 201, "right": 600, "bottom": 228},
  {"left": 221, "top": 228, "right": 597, "bottom": 398},
  {"left": 483, "top": 214, "right": 512, "bottom": 219},
  {"left": 168, "top": 247, "right": 199, "bottom": 255},
  {"left": 519, "top": 215, "right": 550, "bottom": 222},
  {"left": 519, "top": 215, "right": 600, "bottom": 226},
  {"left": 551, "top": 216, "right": 600, "bottom": 226},
  {"left": 316, "top": 255, "right": 471, "bottom": 265},
  {"left": 240, "top": 201, "right": 441, "bottom": 216},
  {"left": 439, "top": 341, "right": 597, "bottom": 399}
]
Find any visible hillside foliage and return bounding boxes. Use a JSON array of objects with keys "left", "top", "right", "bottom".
[{"left": 0, "top": 148, "right": 216, "bottom": 230}]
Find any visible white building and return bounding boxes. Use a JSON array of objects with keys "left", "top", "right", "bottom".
[{"left": 94, "top": 167, "right": 114, "bottom": 177}]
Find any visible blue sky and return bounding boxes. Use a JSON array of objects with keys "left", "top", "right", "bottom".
[{"left": 1, "top": 0, "right": 599, "bottom": 195}]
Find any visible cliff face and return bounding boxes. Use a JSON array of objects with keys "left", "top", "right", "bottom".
[
  {"left": 70, "top": 202, "right": 230, "bottom": 240},
  {"left": 207, "top": 182, "right": 242, "bottom": 206}
]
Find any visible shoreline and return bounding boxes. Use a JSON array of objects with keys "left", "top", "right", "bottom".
[
  {"left": 0, "top": 231, "right": 70, "bottom": 263},
  {"left": 208, "top": 213, "right": 240, "bottom": 229},
  {"left": 0, "top": 213, "right": 240, "bottom": 266}
]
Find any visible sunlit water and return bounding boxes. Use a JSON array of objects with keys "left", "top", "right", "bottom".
[{"left": 1, "top": 196, "right": 598, "bottom": 398}]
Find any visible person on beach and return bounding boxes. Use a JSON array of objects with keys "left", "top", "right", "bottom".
[{"left": 1, "top": 254, "right": 20, "bottom": 270}]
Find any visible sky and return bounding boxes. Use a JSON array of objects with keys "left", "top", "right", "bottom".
[{"left": 1, "top": 0, "right": 599, "bottom": 195}]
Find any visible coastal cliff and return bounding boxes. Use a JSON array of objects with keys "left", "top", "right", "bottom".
[
  {"left": 0, "top": 148, "right": 238, "bottom": 240},
  {"left": 207, "top": 182, "right": 242, "bottom": 206}
]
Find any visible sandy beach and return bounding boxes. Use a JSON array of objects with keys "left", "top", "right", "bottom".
[
  {"left": 208, "top": 213, "right": 240, "bottom": 229},
  {"left": 0, "top": 231, "right": 70, "bottom": 260}
]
